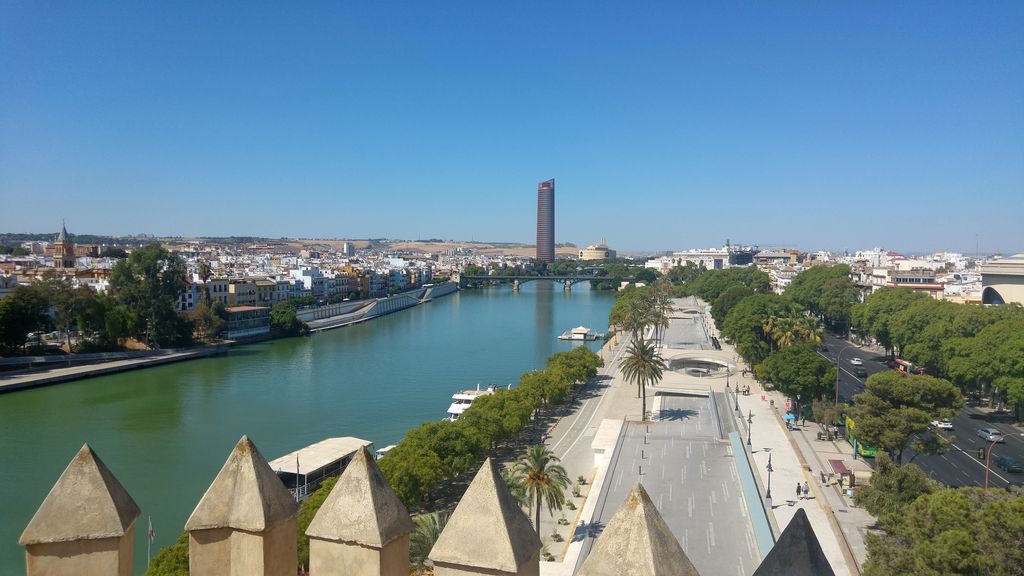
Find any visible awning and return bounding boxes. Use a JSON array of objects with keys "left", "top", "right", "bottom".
[{"left": 829, "top": 458, "right": 851, "bottom": 475}]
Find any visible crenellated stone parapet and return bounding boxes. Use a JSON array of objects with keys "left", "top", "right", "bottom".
[
  {"left": 19, "top": 444, "right": 140, "bottom": 576},
  {"left": 429, "top": 458, "right": 541, "bottom": 576},
  {"left": 185, "top": 435, "right": 299, "bottom": 576},
  {"left": 20, "top": 437, "right": 838, "bottom": 575},
  {"left": 306, "top": 447, "right": 414, "bottom": 575}
]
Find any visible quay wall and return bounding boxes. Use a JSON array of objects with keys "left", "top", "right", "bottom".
[{"left": 305, "top": 283, "right": 459, "bottom": 333}]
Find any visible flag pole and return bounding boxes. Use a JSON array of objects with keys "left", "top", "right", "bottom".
[{"left": 147, "top": 515, "right": 153, "bottom": 567}]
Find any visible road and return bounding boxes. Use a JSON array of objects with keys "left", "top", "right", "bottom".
[{"left": 817, "top": 332, "right": 1024, "bottom": 488}]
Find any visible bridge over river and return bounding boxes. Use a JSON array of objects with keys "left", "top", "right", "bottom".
[{"left": 456, "top": 273, "right": 633, "bottom": 291}]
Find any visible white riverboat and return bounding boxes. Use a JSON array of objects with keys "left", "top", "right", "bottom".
[
  {"left": 558, "top": 326, "right": 602, "bottom": 341},
  {"left": 445, "top": 384, "right": 498, "bottom": 421}
]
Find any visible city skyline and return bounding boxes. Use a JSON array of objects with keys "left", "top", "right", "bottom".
[{"left": 2, "top": 2, "right": 1022, "bottom": 254}]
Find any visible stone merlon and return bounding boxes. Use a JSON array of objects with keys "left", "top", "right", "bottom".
[
  {"left": 306, "top": 447, "right": 414, "bottom": 546},
  {"left": 185, "top": 435, "right": 299, "bottom": 532},
  {"left": 429, "top": 458, "right": 540, "bottom": 573},
  {"left": 20, "top": 443, "right": 140, "bottom": 545},
  {"left": 578, "top": 483, "right": 699, "bottom": 576}
]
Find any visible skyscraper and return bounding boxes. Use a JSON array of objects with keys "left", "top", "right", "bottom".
[{"left": 536, "top": 179, "right": 555, "bottom": 263}]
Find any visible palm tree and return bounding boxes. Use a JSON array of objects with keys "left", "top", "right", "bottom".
[
  {"left": 410, "top": 511, "right": 449, "bottom": 574},
  {"left": 500, "top": 466, "right": 531, "bottom": 510},
  {"left": 622, "top": 296, "right": 651, "bottom": 342},
  {"left": 619, "top": 338, "right": 667, "bottom": 421},
  {"left": 512, "top": 445, "right": 571, "bottom": 534}
]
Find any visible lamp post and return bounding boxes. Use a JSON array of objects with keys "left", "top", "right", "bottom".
[
  {"left": 983, "top": 438, "right": 1000, "bottom": 489},
  {"left": 765, "top": 450, "right": 774, "bottom": 500},
  {"left": 984, "top": 434, "right": 1023, "bottom": 489},
  {"left": 835, "top": 345, "right": 856, "bottom": 406},
  {"left": 747, "top": 410, "right": 753, "bottom": 446}
]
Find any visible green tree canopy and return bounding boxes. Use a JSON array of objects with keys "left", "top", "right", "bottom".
[
  {"left": 786, "top": 264, "right": 859, "bottom": 329},
  {"left": 0, "top": 284, "right": 49, "bottom": 352},
  {"left": 677, "top": 266, "right": 770, "bottom": 302},
  {"left": 270, "top": 301, "right": 308, "bottom": 337},
  {"left": 852, "top": 371, "right": 964, "bottom": 464},
  {"left": 711, "top": 285, "right": 753, "bottom": 327},
  {"left": 851, "top": 287, "right": 928, "bottom": 357},
  {"left": 853, "top": 456, "right": 937, "bottom": 518},
  {"left": 761, "top": 344, "right": 836, "bottom": 414},
  {"left": 863, "top": 488, "right": 1024, "bottom": 576},
  {"left": 108, "top": 244, "right": 192, "bottom": 347},
  {"left": 720, "top": 293, "right": 804, "bottom": 366}
]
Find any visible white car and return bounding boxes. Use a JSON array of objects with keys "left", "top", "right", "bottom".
[
  {"left": 931, "top": 420, "right": 953, "bottom": 430},
  {"left": 850, "top": 358, "right": 863, "bottom": 366}
]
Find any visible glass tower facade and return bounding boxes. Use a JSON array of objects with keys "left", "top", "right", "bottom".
[{"left": 536, "top": 179, "right": 555, "bottom": 263}]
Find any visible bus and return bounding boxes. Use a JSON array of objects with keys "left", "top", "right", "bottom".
[
  {"left": 845, "top": 415, "right": 878, "bottom": 458},
  {"left": 893, "top": 358, "right": 925, "bottom": 375}
]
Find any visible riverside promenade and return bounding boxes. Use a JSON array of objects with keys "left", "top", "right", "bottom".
[
  {"left": 536, "top": 297, "right": 869, "bottom": 576},
  {"left": 0, "top": 345, "right": 228, "bottom": 394}
]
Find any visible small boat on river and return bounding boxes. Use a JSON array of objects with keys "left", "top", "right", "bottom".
[{"left": 558, "top": 326, "right": 603, "bottom": 341}]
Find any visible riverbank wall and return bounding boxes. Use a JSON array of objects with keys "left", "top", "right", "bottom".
[
  {"left": 302, "top": 282, "right": 458, "bottom": 332},
  {"left": 0, "top": 283, "right": 460, "bottom": 392},
  {"left": 0, "top": 344, "right": 230, "bottom": 394}
]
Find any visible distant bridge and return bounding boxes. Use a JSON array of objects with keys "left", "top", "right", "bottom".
[{"left": 456, "top": 274, "right": 631, "bottom": 291}]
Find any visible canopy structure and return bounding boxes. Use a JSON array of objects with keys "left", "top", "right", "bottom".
[
  {"left": 269, "top": 437, "right": 373, "bottom": 474},
  {"left": 269, "top": 437, "right": 373, "bottom": 499}
]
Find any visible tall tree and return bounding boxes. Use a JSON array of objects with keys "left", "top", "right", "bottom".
[
  {"left": 0, "top": 284, "right": 48, "bottom": 351},
  {"left": 511, "top": 445, "right": 571, "bottom": 534},
  {"left": 853, "top": 456, "right": 936, "bottom": 518},
  {"left": 863, "top": 488, "right": 1024, "bottom": 576},
  {"left": 761, "top": 344, "right": 836, "bottom": 417},
  {"left": 852, "top": 371, "right": 964, "bottom": 464},
  {"left": 108, "top": 244, "right": 192, "bottom": 347},
  {"left": 619, "top": 338, "right": 666, "bottom": 420}
]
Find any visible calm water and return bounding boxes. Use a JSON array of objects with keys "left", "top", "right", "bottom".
[{"left": 0, "top": 282, "right": 614, "bottom": 572}]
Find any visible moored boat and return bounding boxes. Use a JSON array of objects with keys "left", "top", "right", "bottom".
[{"left": 445, "top": 384, "right": 497, "bottom": 421}]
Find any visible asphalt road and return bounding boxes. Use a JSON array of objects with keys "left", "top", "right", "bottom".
[{"left": 817, "top": 333, "right": 1024, "bottom": 488}]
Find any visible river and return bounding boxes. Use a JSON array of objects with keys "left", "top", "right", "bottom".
[{"left": 0, "top": 282, "right": 615, "bottom": 572}]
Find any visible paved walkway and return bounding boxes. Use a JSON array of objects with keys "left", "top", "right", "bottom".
[
  {"left": 0, "top": 347, "right": 225, "bottom": 393},
  {"left": 534, "top": 297, "right": 874, "bottom": 575}
]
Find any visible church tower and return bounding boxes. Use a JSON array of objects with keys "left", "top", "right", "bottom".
[{"left": 53, "top": 221, "right": 76, "bottom": 271}]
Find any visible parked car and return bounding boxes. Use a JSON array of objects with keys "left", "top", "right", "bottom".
[
  {"left": 931, "top": 420, "right": 953, "bottom": 430},
  {"left": 850, "top": 357, "right": 863, "bottom": 366},
  {"left": 977, "top": 428, "right": 1005, "bottom": 443},
  {"left": 995, "top": 455, "right": 1022, "bottom": 473}
]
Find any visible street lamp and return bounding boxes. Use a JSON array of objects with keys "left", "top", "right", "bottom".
[
  {"left": 765, "top": 449, "right": 774, "bottom": 500},
  {"left": 747, "top": 410, "right": 753, "bottom": 446},
  {"left": 835, "top": 345, "right": 856, "bottom": 406}
]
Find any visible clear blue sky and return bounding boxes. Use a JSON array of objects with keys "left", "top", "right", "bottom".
[{"left": 2, "top": 1, "right": 1022, "bottom": 254}]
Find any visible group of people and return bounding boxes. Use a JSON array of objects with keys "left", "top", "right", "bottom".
[{"left": 796, "top": 481, "right": 811, "bottom": 500}]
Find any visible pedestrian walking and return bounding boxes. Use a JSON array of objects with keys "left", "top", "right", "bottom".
[
  {"left": 803, "top": 481, "right": 810, "bottom": 498},
  {"left": 797, "top": 482, "right": 802, "bottom": 500}
]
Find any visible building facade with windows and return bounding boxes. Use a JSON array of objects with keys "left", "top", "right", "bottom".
[{"left": 536, "top": 179, "right": 555, "bottom": 263}]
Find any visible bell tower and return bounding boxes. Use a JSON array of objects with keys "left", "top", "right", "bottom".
[{"left": 53, "top": 221, "right": 76, "bottom": 270}]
